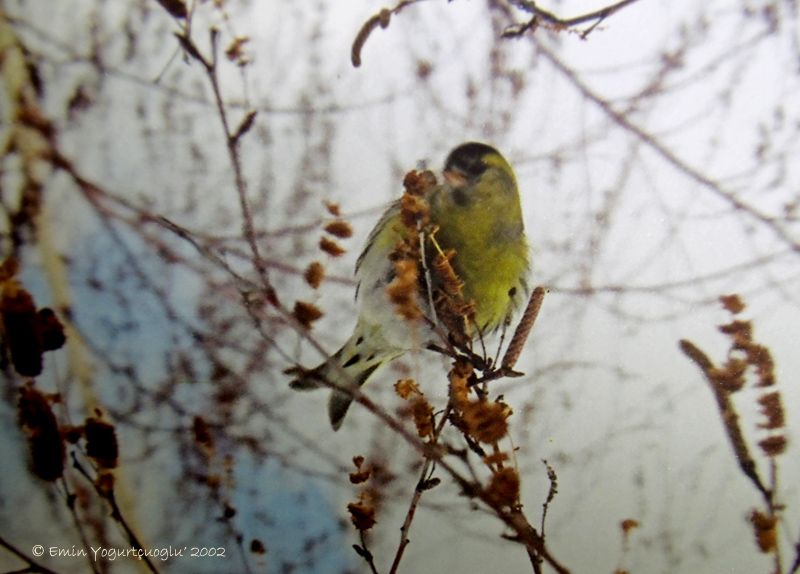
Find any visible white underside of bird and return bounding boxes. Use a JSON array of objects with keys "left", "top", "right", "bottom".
[{"left": 290, "top": 201, "right": 437, "bottom": 429}]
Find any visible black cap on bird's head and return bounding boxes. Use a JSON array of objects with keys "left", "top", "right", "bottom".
[
  {"left": 444, "top": 142, "right": 513, "bottom": 186},
  {"left": 444, "top": 142, "right": 498, "bottom": 176}
]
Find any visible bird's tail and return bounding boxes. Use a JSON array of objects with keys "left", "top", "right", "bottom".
[{"left": 289, "top": 331, "right": 399, "bottom": 430}]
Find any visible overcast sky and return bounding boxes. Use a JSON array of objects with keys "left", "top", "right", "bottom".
[{"left": 3, "top": 1, "right": 800, "bottom": 573}]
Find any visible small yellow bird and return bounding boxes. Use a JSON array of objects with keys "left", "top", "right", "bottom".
[{"left": 290, "top": 142, "right": 529, "bottom": 429}]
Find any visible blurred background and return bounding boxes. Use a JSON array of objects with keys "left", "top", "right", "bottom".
[{"left": 2, "top": 0, "right": 799, "bottom": 572}]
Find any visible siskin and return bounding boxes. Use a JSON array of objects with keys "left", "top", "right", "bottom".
[{"left": 290, "top": 142, "right": 530, "bottom": 429}]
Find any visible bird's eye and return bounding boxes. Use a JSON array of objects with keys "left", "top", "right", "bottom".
[
  {"left": 453, "top": 152, "right": 487, "bottom": 178},
  {"left": 463, "top": 157, "right": 487, "bottom": 177}
]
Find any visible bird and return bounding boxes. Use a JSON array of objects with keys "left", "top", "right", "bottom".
[{"left": 289, "top": 142, "right": 530, "bottom": 430}]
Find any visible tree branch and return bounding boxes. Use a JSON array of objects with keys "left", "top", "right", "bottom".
[
  {"left": 0, "top": 534, "right": 62, "bottom": 574},
  {"left": 535, "top": 40, "right": 800, "bottom": 254},
  {"left": 503, "top": 0, "right": 645, "bottom": 38}
]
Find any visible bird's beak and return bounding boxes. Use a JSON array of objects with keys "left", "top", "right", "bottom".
[{"left": 443, "top": 169, "right": 467, "bottom": 187}]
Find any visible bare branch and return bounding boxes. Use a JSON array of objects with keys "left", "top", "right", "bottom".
[
  {"left": 351, "top": 0, "right": 429, "bottom": 67},
  {"left": 503, "top": 0, "right": 645, "bottom": 38},
  {"left": 388, "top": 403, "right": 452, "bottom": 574},
  {"left": 535, "top": 40, "right": 800, "bottom": 255},
  {"left": 0, "top": 534, "right": 62, "bottom": 574}
]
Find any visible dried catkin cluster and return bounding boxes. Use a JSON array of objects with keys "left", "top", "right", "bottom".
[
  {"left": 680, "top": 294, "right": 788, "bottom": 560},
  {"left": 716, "top": 295, "right": 786, "bottom": 458},
  {"left": 293, "top": 201, "right": 354, "bottom": 329},
  {"left": 388, "top": 169, "right": 480, "bottom": 344},
  {"left": 384, "top": 170, "right": 435, "bottom": 323},
  {"left": 0, "top": 257, "right": 65, "bottom": 377},
  {"left": 346, "top": 455, "right": 392, "bottom": 536}
]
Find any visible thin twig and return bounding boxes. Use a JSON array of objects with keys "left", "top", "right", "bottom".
[
  {"left": 355, "top": 530, "right": 380, "bottom": 574},
  {"left": 328, "top": 365, "right": 567, "bottom": 572},
  {"left": 504, "top": 508, "right": 569, "bottom": 574},
  {"left": 351, "top": 0, "right": 427, "bottom": 67},
  {"left": 71, "top": 453, "right": 160, "bottom": 574},
  {"left": 175, "top": 28, "right": 273, "bottom": 295},
  {"left": 389, "top": 404, "right": 452, "bottom": 574},
  {"left": 419, "top": 226, "right": 441, "bottom": 331},
  {"left": 59, "top": 479, "right": 102, "bottom": 574},
  {"left": 0, "top": 534, "right": 62, "bottom": 574},
  {"left": 503, "top": 0, "right": 644, "bottom": 38},
  {"left": 769, "top": 458, "right": 783, "bottom": 574},
  {"left": 540, "top": 459, "right": 558, "bottom": 537},
  {"left": 535, "top": 40, "right": 800, "bottom": 254},
  {"left": 790, "top": 536, "right": 800, "bottom": 574}
]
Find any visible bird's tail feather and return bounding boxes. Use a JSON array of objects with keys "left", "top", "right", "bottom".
[
  {"left": 288, "top": 373, "right": 323, "bottom": 391},
  {"left": 328, "top": 362, "right": 381, "bottom": 430},
  {"left": 289, "top": 334, "right": 399, "bottom": 429}
]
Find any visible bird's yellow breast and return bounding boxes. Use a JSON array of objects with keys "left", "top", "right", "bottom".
[{"left": 429, "top": 168, "right": 529, "bottom": 332}]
